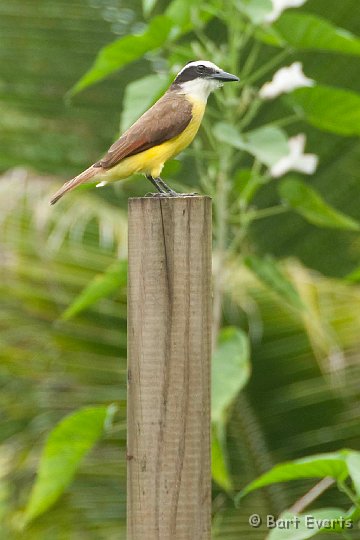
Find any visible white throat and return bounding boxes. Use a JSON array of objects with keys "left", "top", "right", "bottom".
[{"left": 177, "top": 78, "right": 222, "bottom": 102}]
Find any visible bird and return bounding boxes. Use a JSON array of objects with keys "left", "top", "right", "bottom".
[{"left": 50, "top": 60, "right": 239, "bottom": 204}]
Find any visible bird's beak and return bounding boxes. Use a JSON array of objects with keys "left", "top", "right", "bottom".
[{"left": 211, "top": 70, "right": 239, "bottom": 82}]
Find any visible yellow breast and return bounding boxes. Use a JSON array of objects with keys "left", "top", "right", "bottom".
[{"left": 103, "top": 96, "right": 206, "bottom": 181}]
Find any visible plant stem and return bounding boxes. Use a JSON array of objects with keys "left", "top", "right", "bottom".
[
  {"left": 242, "top": 49, "right": 291, "bottom": 86},
  {"left": 240, "top": 40, "right": 261, "bottom": 80},
  {"left": 249, "top": 205, "right": 289, "bottom": 221},
  {"left": 272, "top": 114, "right": 300, "bottom": 128},
  {"left": 202, "top": 117, "right": 220, "bottom": 151},
  {"left": 212, "top": 153, "right": 230, "bottom": 351},
  {"left": 338, "top": 481, "right": 360, "bottom": 507},
  {"left": 289, "top": 477, "right": 335, "bottom": 514},
  {"left": 212, "top": 1, "right": 242, "bottom": 350},
  {"left": 239, "top": 170, "right": 266, "bottom": 210},
  {"left": 238, "top": 98, "right": 262, "bottom": 130}
]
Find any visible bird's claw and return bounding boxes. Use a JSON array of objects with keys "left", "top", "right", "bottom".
[
  {"left": 144, "top": 192, "right": 200, "bottom": 198},
  {"left": 145, "top": 192, "right": 170, "bottom": 197}
]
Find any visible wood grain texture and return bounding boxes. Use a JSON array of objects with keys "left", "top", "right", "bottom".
[{"left": 127, "top": 196, "right": 212, "bottom": 540}]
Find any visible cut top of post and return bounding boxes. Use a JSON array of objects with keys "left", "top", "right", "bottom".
[{"left": 127, "top": 195, "right": 212, "bottom": 540}]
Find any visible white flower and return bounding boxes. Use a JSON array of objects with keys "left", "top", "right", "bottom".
[
  {"left": 260, "top": 62, "right": 314, "bottom": 100},
  {"left": 270, "top": 134, "right": 319, "bottom": 178},
  {"left": 265, "top": 0, "right": 308, "bottom": 23}
]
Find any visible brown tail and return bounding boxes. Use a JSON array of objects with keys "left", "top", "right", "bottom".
[{"left": 50, "top": 165, "right": 99, "bottom": 205}]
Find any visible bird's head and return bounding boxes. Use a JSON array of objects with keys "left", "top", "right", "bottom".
[{"left": 171, "top": 60, "right": 239, "bottom": 100}]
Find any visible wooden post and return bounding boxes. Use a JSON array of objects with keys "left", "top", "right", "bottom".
[{"left": 127, "top": 196, "right": 212, "bottom": 540}]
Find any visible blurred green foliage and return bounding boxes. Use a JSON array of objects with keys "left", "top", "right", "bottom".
[
  {"left": 1, "top": 0, "right": 360, "bottom": 538},
  {"left": 25, "top": 405, "right": 113, "bottom": 524}
]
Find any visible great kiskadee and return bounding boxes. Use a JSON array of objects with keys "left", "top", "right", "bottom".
[{"left": 50, "top": 61, "right": 239, "bottom": 204}]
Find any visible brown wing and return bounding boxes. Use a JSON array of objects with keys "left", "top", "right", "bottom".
[{"left": 94, "top": 92, "right": 193, "bottom": 169}]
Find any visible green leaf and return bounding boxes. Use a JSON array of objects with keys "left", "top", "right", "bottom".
[
  {"left": 211, "top": 327, "right": 250, "bottom": 492},
  {"left": 346, "top": 506, "right": 360, "bottom": 527},
  {"left": 213, "top": 123, "right": 289, "bottom": 167},
  {"left": 287, "top": 85, "right": 360, "bottom": 137},
  {"left": 345, "top": 267, "right": 360, "bottom": 283},
  {"left": 233, "top": 169, "right": 253, "bottom": 194},
  {"left": 267, "top": 509, "right": 349, "bottom": 539},
  {"left": 212, "top": 327, "right": 251, "bottom": 424},
  {"left": 232, "top": 169, "right": 264, "bottom": 205},
  {"left": 212, "top": 424, "right": 233, "bottom": 492},
  {"left": 273, "top": 12, "right": 360, "bottom": 56},
  {"left": 165, "top": 0, "right": 193, "bottom": 28},
  {"left": 143, "top": 0, "right": 158, "bottom": 17},
  {"left": 61, "top": 260, "right": 127, "bottom": 320},
  {"left": 243, "top": 126, "right": 289, "bottom": 166},
  {"left": 255, "top": 26, "right": 286, "bottom": 47},
  {"left": 238, "top": 451, "right": 348, "bottom": 500},
  {"left": 345, "top": 451, "right": 360, "bottom": 497},
  {"left": 25, "top": 406, "right": 110, "bottom": 523},
  {"left": 236, "top": 0, "right": 273, "bottom": 24},
  {"left": 244, "top": 255, "right": 304, "bottom": 310},
  {"left": 165, "top": 0, "right": 211, "bottom": 31},
  {"left": 279, "top": 179, "right": 360, "bottom": 231},
  {"left": 70, "top": 16, "right": 173, "bottom": 95},
  {"left": 120, "top": 74, "right": 170, "bottom": 132}
]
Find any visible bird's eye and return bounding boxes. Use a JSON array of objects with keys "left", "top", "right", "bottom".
[{"left": 197, "top": 65, "right": 206, "bottom": 73}]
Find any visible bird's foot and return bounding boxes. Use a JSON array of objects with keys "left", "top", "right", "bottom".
[
  {"left": 145, "top": 177, "right": 199, "bottom": 198},
  {"left": 146, "top": 175, "right": 181, "bottom": 196},
  {"left": 144, "top": 192, "right": 199, "bottom": 198},
  {"left": 145, "top": 192, "right": 172, "bottom": 198}
]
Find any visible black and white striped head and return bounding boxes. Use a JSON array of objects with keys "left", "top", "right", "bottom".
[{"left": 172, "top": 60, "right": 239, "bottom": 100}]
